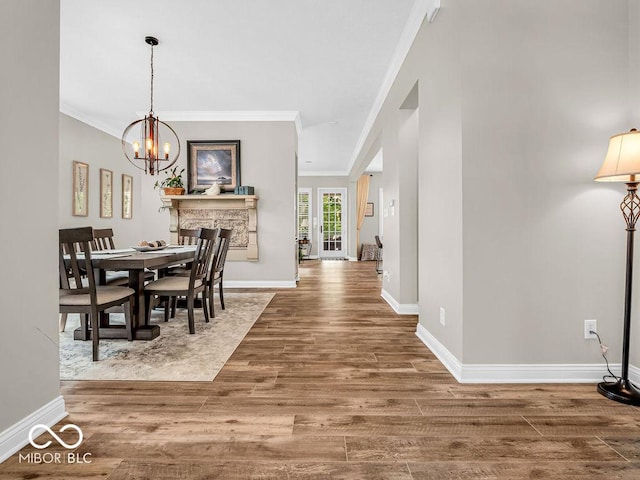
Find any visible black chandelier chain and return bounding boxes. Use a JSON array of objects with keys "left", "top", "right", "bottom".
[{"left": 149, "top": 41, "right": 154, "bottom": 115}]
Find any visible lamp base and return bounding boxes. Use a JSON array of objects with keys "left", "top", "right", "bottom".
[{"left": 597, "top": 379, "right": 640, "bottom": 406}]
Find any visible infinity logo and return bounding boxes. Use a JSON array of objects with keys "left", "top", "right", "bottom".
[{"left": 28, "top": 424, "right": 83, "bottom": 450}]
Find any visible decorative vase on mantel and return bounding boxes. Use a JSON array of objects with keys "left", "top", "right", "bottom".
[{"left": 162, "top": 187, "right": 185, "bottom": 196}]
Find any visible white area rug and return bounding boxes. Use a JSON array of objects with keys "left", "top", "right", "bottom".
[{"left": 59, "top": 292, "right": 273, "bottom": 381}]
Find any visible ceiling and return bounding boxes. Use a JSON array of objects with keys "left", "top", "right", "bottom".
[{"left": 60, "top": 0, "right": 420, "bottom": 176}]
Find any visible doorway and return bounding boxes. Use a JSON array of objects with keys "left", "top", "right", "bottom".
[{"left": 318, "top": 188, "right": 347, "bottom": 259}]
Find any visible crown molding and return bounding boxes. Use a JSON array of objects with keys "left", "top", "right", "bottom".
[
  {"left": 298, "top": 170, "right": 349, "bottom": 177},
  {"left": 60, "top": 105, "right": 303, "bottom": 138},
  {"left": 346, "top": 0, "right": 432, "bottom": 175},
  {"left": 427, "top": 0, "right": 440, "bottom": 23},
  {"left": 152, "top": 111, "right": 302, "bottom": 135},
  {"left": 59, "top": 102, "right": 123, "bottom": 140}
]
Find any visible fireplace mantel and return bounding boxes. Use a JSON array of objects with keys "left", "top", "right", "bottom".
[{"left": 161, "top": 194, "right": 259, "bottom": 261}]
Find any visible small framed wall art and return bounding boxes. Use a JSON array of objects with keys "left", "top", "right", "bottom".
[
  {"left": 122, "top": 174, "right": 133, "bottom": 219},
  {"left": 72, "top": 161, "right": 89, "bottom": 216},
  {"left": 100, "top": 168, "right": 113, "bottom": 218},
  {"left": 365, "top": 202, "right": 374, "bottom": 217}
]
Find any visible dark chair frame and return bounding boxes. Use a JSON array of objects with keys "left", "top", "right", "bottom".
[
  {"left": 206, "top": 228, "right": 232, "bottom": 318},
  {"left": 59, "top": 226, "right": 134, "bottom": 361},
  {"left": 144, "top": 228, "right": 219, "bottom": 334}
]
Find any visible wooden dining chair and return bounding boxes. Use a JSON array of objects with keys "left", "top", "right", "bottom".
[
  {"left": 60, "top": 230, "right": 115, "bottom": 332},
  {"left": 59, "top": 227, "right": 135, "bottom": 361},
  {"left": 93, "top": 227, "right": 155, "bottom": 284},
  {"left": 164, "top": 228, "right": 201, "bottom": 277},
  {"left": 206, "top": 228, "right": 232, "bottom": 318},
  {"left": 144, "top": 227, "right": 219, "bottom": 334},
  {"left": 92, "top": 228, "right": 116, "bottom": 250},
  {"left": 178, "top": 228, "right": 201, "bottom": 245}
]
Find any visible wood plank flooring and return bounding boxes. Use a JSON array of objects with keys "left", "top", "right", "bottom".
[{"left": 3, "top": 260, "right": 640, "bottom": 479}]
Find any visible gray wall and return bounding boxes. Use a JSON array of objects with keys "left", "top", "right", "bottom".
[
  {"left": 0, "top": 0, "right": 62, "bottom": 430},
  {"left": 351, "top": 0, "right": 633, "bottom": 365},
  {"left": 59, "top": 113, "right": 143, "bottom": 246},
  {"left": 139, "top": 121, "right": 298, "bottom": 284}
]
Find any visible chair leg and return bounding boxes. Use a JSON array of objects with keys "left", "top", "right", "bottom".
[
  {"left": 80, "top": 314, "right": 89, "bottom": 340},
  {"left": 219, "top": 277, "right": 225, "bottom": 310},
  {"left": 90, "top": 308, "right": 99, "bottom": 361},
  {"left": 187, "top": 294, "right": 195, "bottom": 334},
  {"left": 124, "top": 300, "right": 133, "bottom": 341},
  {"left": 208, "top": 284, "right": 215, "bottom": 318},
  {"left": 171, "top": 296, "right": 177, "bottom": 318},
  {"left": 59, "top": 313, "right": 68, "bottom": 332},
  {"left": 202, "top": 291, "right": 209, "bottom": 324}
]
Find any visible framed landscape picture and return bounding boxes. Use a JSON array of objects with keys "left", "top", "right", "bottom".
[
  {"left": 100, "top": 168, "right": 113, "bottom": 218},
  {"left": 72, "top": 161, "right": 89, "bottom": 216},
  {"left": 187, "top": 140, "right": 240, "bottom": 193},
  {"left": 122, "top": 174, "right": 133, "bottom": 219}
]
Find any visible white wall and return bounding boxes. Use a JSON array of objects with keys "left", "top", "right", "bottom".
[
  {"left": 139, "top": 121, "right": 298, "bottom": 285},
  {"left": 59, "top": 113, "right": 143, "bottom": 246},
  {"left": 350, "top": 0, "right": 633, "bottom": 369},
  {"left": 0, "top": 0, "right": 63, "bottom": 437}
]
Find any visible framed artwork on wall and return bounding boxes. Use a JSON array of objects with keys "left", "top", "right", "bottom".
[
  {"left": 187, "top": 140, "right": 241, "bottom": 193},
  {"left": 365, "top": 202, "right": 374, "bottom": 217},
  {"left": 72, "top": 161, "right": 89, "bottom": 216},
  {"left": 100, "top": 168, "right": 113, "bottom": 218},
  {"left": 122, "top": 174, "right": 133, "bottom": 219}
]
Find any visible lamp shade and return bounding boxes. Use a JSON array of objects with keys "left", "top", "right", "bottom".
[{"left": 595, "top": 129, "right": 640, "bottom": 182}]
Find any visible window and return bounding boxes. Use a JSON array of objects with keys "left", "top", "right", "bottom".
[{"left": 297, "top": 188, "right": 312, "bottom": 240}]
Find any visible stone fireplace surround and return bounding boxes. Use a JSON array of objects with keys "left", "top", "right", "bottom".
[{"left": 161, "top": 195, "right": 258, "bottom": 261}]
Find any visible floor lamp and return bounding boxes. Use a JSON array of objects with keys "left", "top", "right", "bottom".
[{"left": 595, "top": 128, "right": 640, "bottom": 405}]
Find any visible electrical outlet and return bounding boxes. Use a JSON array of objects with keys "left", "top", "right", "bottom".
[
  {"left": 439, "top": 307, "right": 446, "bottom": 326},
  {"left": 383, "top": 270, "right": 390, "bottom": 282},
  {"left": 584, "top": 319, "right": 597, "bottom": 340}
]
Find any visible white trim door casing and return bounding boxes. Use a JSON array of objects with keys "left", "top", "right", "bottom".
[{"left": 318, "top": 188, "right": 347, "bottom": 259}]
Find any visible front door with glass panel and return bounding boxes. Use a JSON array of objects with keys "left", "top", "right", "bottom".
[{"left": 318, "top": 188, "right": 347, "bottom": 258}]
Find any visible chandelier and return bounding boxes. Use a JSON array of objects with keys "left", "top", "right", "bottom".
[{"left": 121, "top": 36, "right": 180, "bottom": 175}]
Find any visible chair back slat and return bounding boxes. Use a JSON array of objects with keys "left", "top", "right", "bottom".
[
  {"left": 189, "top": 228, "right": 219, "bottom": 287},
  {"left": 178, "top": 228, "right": 201, "bottom": 245},
  {"left": 212, "top": 228, "right": 232, "bottom": 275},
  {"left": 92, "top": 228, "right": 116, "bottom": 251},
  {"left": 59, "top": 227, "right": 97, "bottom": 300}
]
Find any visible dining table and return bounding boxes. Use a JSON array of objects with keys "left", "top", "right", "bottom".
[{"left": 72, "top": 245, "right": 197, "bottom": 341}]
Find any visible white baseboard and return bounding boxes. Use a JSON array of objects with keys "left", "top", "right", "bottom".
[
  {"left": 347, "top": 256, "right": 358, "bottom": 262},
  {"left": 0, "top": 396, "right": 67, "bottom": 464},
  {"left": 225, "top": 280, "right": 296, "bottom": 288},
  {"left": 415, "top": 323, "right": 629, "bottom": 384},
  {"left": 380, "top": 289, "right": 419, "bottom": 315},
  {"left": 415, "top": 322, "right": 462, "bottom": 381}
]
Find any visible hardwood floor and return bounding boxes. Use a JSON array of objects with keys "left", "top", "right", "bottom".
[{"left": 3, "top": 260, "right": 640, "bottom": 479}]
